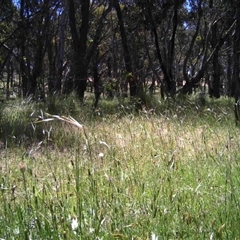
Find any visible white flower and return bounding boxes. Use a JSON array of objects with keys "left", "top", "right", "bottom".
[
  {"left": 71, "top": 217, "right": 79, "bottom": 231},
  {"left": 13, "top": 228, "right": 20, "bottom": 235},
  {"left": 151, "top": 233, "right": 159, "bottom": 240},
  {"left": 210, "top": 232, "right": 214, "bottom": 240},
  {"left": 98, "top": 152, "right": 104, "bottom": 158}
]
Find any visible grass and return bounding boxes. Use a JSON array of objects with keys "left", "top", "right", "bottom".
[{"left": 0, "top": 94, "right": 240, "bottom": 239}]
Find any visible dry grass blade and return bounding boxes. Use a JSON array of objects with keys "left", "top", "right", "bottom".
[{"left": 35, "top": 113, "right": 83, "bottom": 129}]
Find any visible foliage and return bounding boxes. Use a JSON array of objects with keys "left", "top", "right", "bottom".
[{"left": 1, "top": 0, "right": 239, "bottom": 104}]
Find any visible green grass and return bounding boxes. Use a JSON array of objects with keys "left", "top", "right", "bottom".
[{"left": 0, "top": 94, "right": 240, "bottom": 239}]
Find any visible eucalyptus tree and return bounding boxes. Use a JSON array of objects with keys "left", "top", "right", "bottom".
[
  {"left": 135, "top": 0, "right": 185, "bottom": 96},
  {"left": 46, "top": 0, "right": 68, "bottom": 95},
  {"left": 113, "top": 0, "right": 138, "bottom": 97},
  {"left": 0, "top": 0, "right": 18, "bottom": 98},
  {"left": 179, "top": 0, "right": 236, "bottom": 96},
  {"left": 17, "top": 0, "right": 59, "bottom": 98},
  {"left": 121, "top": 3, "right": 151, "bottom": 94},
  {"left": 204, "top": 0, "right": 238, "bottom": 98},
  {"left": 66, "top": 0, "right": 113, "bottom": 101},
  {"left": 231, "top": 1, "right": 240, "bottom": 122}
]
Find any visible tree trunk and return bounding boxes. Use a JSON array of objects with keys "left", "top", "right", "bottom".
[
  {"left": 145, "top": 0, "right": 174, "bottom": 96},
  {"left": 68, "top": 0, "right": 112, "bottom": 101},
  {"left": 93, "top": 50, "right": 103, "bottom": 109},
  {"left": 209, "top": 0, "right": 220, "bottom": 98},
  {"left": 233, "top": 9, "right": 240, "bottom": 123},
  {"left": 56, "top": 4, "right": 68, "bottom": 93},
  {"left": 113, "top": 0, "right": 137, "bottom": 97},
  {"left": 20, "top": 0, "right": 29, "bottom": 97},
  {"left": 47, "top": 37, "right": 55, "bottom": 95},
  {"left": 226, "top": 36, "right": 233, "bottom": 97},
  {"left": 67, "top": 0, "right": 89, "bottom": 101},
  {"left": 166, "top": 2, "right": 178, "bottom": 95}
]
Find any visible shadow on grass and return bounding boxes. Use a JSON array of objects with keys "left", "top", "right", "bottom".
[{"left": 0, "top": 93, "right": 235, "bottom": 148}]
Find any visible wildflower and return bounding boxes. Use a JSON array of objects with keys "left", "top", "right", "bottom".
[
  {"left": 13, "top": 227, "right": 20, "bottom": 235},
  {"left": 71, "top": 217, "right": 78, "bottom": 231},
  {"left": 98, "top": 152, "right": 104, "bottom": 158},
  {"left": 210, "top": 232, "right": 214, "bottom": 240},
  {"left": 151, "top": 233, "right": 159, "bottom": 240}
]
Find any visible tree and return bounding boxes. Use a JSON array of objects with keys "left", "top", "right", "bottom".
[
  {"left": 1, "top": 0, "right": 240, "bottom": 107},
  {"left": 113, "top": 0, "right": 137, "bottom": 97},
  {"left": 0, "top": 0, "right": 19, "bottom": 98},
  {"left": 232, "top": 3, "right": 240, "bottom": 123},
  {"left": 46, "top": 0, "right": 68, "bottom": 95},
  {"left": 17, "top": 0, "right": 54, "bottom": 98},
  {"left": 179, "top": 0, "right": 236, "bottom": 96},
  {"left": 67, "top": 0, "right": 113, "bottom": 101}
]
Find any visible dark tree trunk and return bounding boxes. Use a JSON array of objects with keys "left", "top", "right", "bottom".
[
  {"left": 211, "top": 53, "right": 221, "bottom": 98},
  {"left": 145, "top": 0, "right": 174, "bottom": 96},
  {"left": 67, "top": 0, "right": 89, "bottom": 101},
  {"left": 226, "top": 36, "right": 233, "bottom": 97},
  {"left": 166, "top": 1, "right": 179, "bottom": 95},
  {"left": 209, "top": 0, "right": 220, "bottom": 98},
  {"left": 181, "top": 9, "right": 236, "bottom": 96},
  {"left": 93, "top": 50, "right": 103, "bottom": 109},
  {"left": 233, "top": 8, "right": 240, "bottom": 123},
  {"left": 68, "top": 0, "right": 112, "bottom": 101},
  {"left": 113, "top": 0, "right": 137, "bottom": 97},
  {"left": 47, "top": 39, "right": 56, "bottom": 95},
  {"left": 19, "top": 0, "right": 48, "bottom": 98},
  {"left": 76, "top": 0, "right": 89, "bottom": 100},
  {"left": 182, "top": 0, "right": 202, "bottom": 95},
  {"left": 55, "top": 5, "right": 68, "bottom": 93},
  {"left": 46, "top": 2, "right": 67, "bottom": 95},
  {"left": 6, "top": 58, "right": 11, "bottom": 99},
  {"left": 20, "top": 0, "right": 28, "bottom": 97},
  {"left": 93, "top": 70, "right": 101, "bottom": 109}
]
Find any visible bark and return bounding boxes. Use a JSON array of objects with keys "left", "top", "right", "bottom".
[
  {"left": 180, "top": 17, "right": 236, "bottom": 96},
  {"left": 182, "top": 1, "right": 202, "bottom": 94},
  {"left": 145, "top": 0, "right": 174, "bottom": 96},
  {"left": 93, "top": 53, "right": 102, "bottom": 108},
  {"left": 233, "top": 8, "right": 240, "bottom": 123},
  {"left": 47, "top": 37, "right": 55, "bottom": 94},
  {"left": 19, "top": 0, "right": 48, "bottom": 98},
  {"left": 166, "top": 1, "right": 178, "bottom": 94},
  {"left": 209, "top": 0, "right": 220, "bottom": 98},
  {"left": 67, "top": 0, "right": 89, "bottom": 100},
  {"left": 67, "top": 0, "right": 112, "bottom": 101},
  {"left": 20, "top": 0, "right": 28, "bottom": 97},
  {"left": 113, "top": 0, "right": 137, "bottom": 97},
  {"left": 56, "top": 5, "right": 68, "bottom": 93},
  {"left": 226, "top": 36, "right": 233, "bottom": 97},
  {"left": 48, "top": 2, "right": 68, "bottom": 95}
]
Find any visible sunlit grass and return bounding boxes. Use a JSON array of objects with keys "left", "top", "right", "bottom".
[{"left": 0, "top": 95, "right": 239, "bottom": 239}]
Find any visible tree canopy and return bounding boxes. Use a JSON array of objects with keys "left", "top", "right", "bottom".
[{"left": 0, "top": 0, "right": 239, "bottom": 105}]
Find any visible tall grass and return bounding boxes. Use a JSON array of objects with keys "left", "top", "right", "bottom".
[{"left": 0, "top": 94, "right": 239, "bottom": 239}]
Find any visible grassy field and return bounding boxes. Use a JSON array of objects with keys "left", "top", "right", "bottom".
[{"left": 0, "top": 94, "right": 240, "bottom": 239}]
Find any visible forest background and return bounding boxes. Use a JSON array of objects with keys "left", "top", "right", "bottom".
[
  {"left": 1, "top": 0, "right": 240, "bottom": 104},
  {"left": 1, "top": 0, "right": 240, "bottom": 239}
]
